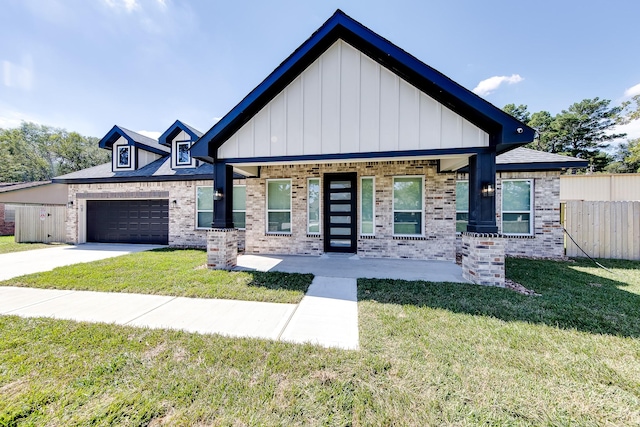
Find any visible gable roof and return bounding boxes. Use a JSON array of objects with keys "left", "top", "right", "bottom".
[
  {"left": 495, "top": 147, "right": 588, "bottom": 171},
  {"left": 158, "top": 120, "right": 203, "bottom": 147},
  {"left": 191, "top": 9, "right": 534, "bottom": 163},
  {"left": 99, "top": 125, "right": 170, "bottom": 155},
  {"left": 52, "top": 158, "right": 213, "bottom": 184}
]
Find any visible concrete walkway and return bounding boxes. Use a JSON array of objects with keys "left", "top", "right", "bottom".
[
  {"left": 0, "top": 243, "right": 164, "bottom": 281},
  {"left": 0, "top": 277, "right": 359, "bottom": 349}
]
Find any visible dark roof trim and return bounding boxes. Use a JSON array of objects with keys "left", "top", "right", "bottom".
[
  {"left": 99, "top": 125, "right": 169, "bottom": 155},
  {"left": 158, "top": 120, "right": 203, "bottom": 147},
  {"left": 220, "top": 146, "right": 490, "bottom": 166},
  {"left": 53, "top": 174, "right": 212, "bottom": 185},
  {"left": 191, "top": 9, "right": 534, "bottom": 163},
  {"left": 497, "top": 161, "right": 589, "bottom": 172}
]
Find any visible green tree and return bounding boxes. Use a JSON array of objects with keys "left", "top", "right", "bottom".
[
  {"left": 619, "top": 94, "right": 640, "bottom": 124},
  {"left": 503, "top": 104, "right": 530, "bottom": 124},
  {"left": 546, "top": 98, "right": 625, "bottom": 171},
  {"left": 0, "top": 122, "right": 109, "bottom": 182}
]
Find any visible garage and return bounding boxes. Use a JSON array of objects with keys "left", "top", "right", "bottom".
[{"left": 86, "top": 200, "right": 169, "bottom": 244}]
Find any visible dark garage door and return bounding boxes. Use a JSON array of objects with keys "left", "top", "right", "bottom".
[{"left": 87, "top": 200, "right": 169, "bottom": 244}]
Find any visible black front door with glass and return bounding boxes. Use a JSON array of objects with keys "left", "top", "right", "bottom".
[{"left": 323, "top": 173, "right": 357, "bottom": 253}]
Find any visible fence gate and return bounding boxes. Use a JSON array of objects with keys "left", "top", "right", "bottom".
[
  {"left": 15, "top": 205, "right": 66, "bottom": 243},
  {"left": 564, "top": 201, "right": 640, "bottom": 260}
]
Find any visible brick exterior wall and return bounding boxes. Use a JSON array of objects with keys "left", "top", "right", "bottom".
[
  {"left": 207, "top": 228, "right": 238, "bottom": 269},
  {"left": 66, "top": 180, "right": 246, "bottom": 249},
  {"left": 244, "top": 160, "right": 457, "bottom": 261},
  {"left": 456, "top": 171, "right": 564, "bottom": 259},
  {"left": 0, "top": 204, "right": 15, "bottom": 236},
  {"left": 461, "top": 232, "right": 505, "bottom": 287}
]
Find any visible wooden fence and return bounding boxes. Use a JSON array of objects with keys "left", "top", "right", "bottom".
[
  {"left": 15, "top": 205, "right": 66, "bottom": 243},
  {"left": 564, "top": 201, "right": 640, "bottom": 260}
]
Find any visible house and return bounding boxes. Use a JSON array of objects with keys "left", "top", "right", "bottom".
[
  {"left": 54, "top": 10, "right": 588, "bottom": 286},
  {"left": 0, "top": 181, "right": 67, "bottom": 236}
]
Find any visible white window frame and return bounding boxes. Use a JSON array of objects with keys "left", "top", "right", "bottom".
[
  {"left": 501, "top": 179, "right": 534, "bottom": 236},
  {"left": 456, "top": 180, "right": 469, "bottom": 234},
  {"left": 307, "top": 178, "right": 321, "bottom": 234},
  {"left": 176, "top": 141, "right": 191, "bottom": 166},
  {"left": 360, "top": 176, "right": 375, "bottom": 236},
  {"left": 392, "top": 175, "right": 424, "bottom": 237},
  {"left": 266, "top": 179, "right": 292, "bottom": 234},
  {"left": 116, "top": 145, "right": 131, "bottom": 168},
  {"left": 195, "top": 185, "right": 214, "bottom": 230},
  {"left": 233, "top": 184, "right": 246, "bottom": 230}
]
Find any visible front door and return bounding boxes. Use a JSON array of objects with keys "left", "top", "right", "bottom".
[{"left": 323, "top": 173, "right": 357, "bottom": 253}]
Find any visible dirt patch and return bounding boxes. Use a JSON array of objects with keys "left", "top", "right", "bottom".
[{"left": 504, "top": 279, "right": 540, "bottom": 296}]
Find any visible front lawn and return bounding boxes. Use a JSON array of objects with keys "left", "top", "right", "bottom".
[
  {"left": 0, "top": 235, "right": 57, "bottom": 254},
  {"left": 1, "top": 257, "right": 638, "bottom": 425},
  {"left": 0, "top": 248, "right": 313, "bottom": 304}
]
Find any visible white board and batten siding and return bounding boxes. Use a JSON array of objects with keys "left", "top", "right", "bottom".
[{"left": 218, "top": 40, "right": 489, "bottom": 160}]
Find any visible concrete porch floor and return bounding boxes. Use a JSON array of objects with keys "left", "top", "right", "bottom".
[{"left": 235, "top": 253, "right": 469, "bottom": 283}]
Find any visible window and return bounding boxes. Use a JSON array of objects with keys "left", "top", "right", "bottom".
[
  {"left": 233, "top": 185, "right": 246, "bottom": 229},
  {"left": 267, "top": 179, "right": 291, "bottom": 233},
  {"left": 360, "top": 177, "right": 375, "bottom": 235},
  {"left": 393, "top": 176, "right": 423, "bottom": 235},
  {"left": 196, "top": 186, "right": 214, "bottom": 229},
  {"left": 117, "top": 146, "right": 131, "bottom": 168},
  {"left": 307, "top": 178, "right": 320, "bottom": 234},
  {"left": 456, "top": 180, "right": 469, "bottom": 233},
  {"left": 176, "top": 141, "right": 191, "bottom": 165},
  {"left": 502, "top": 179, "right": 533, "bottom": 235}
]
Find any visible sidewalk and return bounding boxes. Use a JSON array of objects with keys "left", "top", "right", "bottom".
[{"left": 0, "top": 276, "right": 359, "bottom": 350}]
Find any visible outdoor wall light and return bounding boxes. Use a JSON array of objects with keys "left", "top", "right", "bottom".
[
  {"left": 481, "top": 183, "right": 495, "bottom": 198},
  {"left": 172, "top": 200, "right": 178, "bottom": 207},
  {"left": 67, "top": 200, "right": 74, "bottom": 207},
  {"left": 213, "top": 188, "right": 224, "bottom": 201}
]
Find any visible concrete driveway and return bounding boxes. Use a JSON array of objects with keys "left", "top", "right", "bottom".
[{"left": 0, "top": 243, "right": 163, "bottom": 281}]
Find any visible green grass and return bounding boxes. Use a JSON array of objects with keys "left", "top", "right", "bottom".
[
  {"left": 1, "top": 257, "right": 639, "bottom": 425},
  {"left": 0, "top": 235, "right": 59, "bottom": 254},
  {"left": 0, "top": 248, "right": 313, "bottom": 304}
]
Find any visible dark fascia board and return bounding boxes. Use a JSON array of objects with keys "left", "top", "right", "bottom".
[
  {"left": 220, "top": 146, "right": 488, "bottom": 166},
  {"left": 158, "top": 120, "right": 203, "bottom": 147},
  {"left": 99, "top": 125, "right": 169, "bottom": 156},
  {"left": 457, "top": 160, "right": 589, "bottom": 173},
  {"left": 52, "top": 174, "right": 212, "bottom": 185},
  {"left": 191, "top": 9, "right": 535, "bottom": 163}
]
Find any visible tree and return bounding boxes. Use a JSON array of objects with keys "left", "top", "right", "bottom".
[
  {"left": 546, "top": 98, "right": 625, "bottom": 171},
  {"left": 503, "top": 104, "right": 530, "bottom": 124},
  {"left": 0, "top": 122, "right": 109, "bottom": 182},
  {"left": 619, "top": 94, "right": 640, "bottom": 124}
]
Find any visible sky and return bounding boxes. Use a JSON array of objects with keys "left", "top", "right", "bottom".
[{"left": 2, "top": 0, "right": 640, "bottom": 142}]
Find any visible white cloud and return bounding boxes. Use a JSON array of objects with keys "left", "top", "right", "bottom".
[
  {"left": 137, "top": 130, "right": 161, "bottom": 139},
  {"left": 623, "top": 83, "right": 640, "bottom": 98},
  {"left": 473, "top": 74, "right": 523, "bottom": 97},
  {"left": 613, "top": 120, "right": 640, "bottom": 141},
  {"left": 0, "top": 106, "right": 40, "bottom": 129},
  {"left": 2, "top": 56, "right": 34, "bottom": 91}
]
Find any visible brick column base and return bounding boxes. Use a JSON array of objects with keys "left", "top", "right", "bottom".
[
  {"left": 207, "top": 228, "right": 238, "bottom": 270},
  {"left": 461, "top": 232, "right": 505, "bottom": 287}
]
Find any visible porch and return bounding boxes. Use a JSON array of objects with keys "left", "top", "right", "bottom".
[{"left": 234, "top": 252, "right": 468, "bottom": 283}]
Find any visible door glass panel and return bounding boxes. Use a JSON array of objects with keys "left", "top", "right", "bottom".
[
  {"left": 330, "top": 239, "right": 351, "bottom": 247},
  {"left": 330, "top": 227, "right": 350, "bottom": 235},
  {"left": 330, "top": 181, "right": 351, "bottom": 189},
  {"left": 330, "top": 204, "right": 351, "bottom": 212},
  {"left": 331, "top": 215, "right": 350, "bottom": 223},
  {"left": 330, "top": 192, "right": 351, "bottom": 201}
]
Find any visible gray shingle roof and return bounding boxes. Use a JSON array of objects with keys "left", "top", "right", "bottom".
[
  {"left": 53, "top": 158, "right": 213, "bottom": 183},
  {"left": 0, "top": 181, "right": 53, "bottom": 193},
  {"left": 497, "top": 147, "right": 587, "bottom": 165}
]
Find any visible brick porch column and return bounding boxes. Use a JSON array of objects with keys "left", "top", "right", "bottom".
[
  {"left": 207, "top": 228, "right": 238, "bottom": 270},
  {"left": 461, "top": 232, "right": 505, "bottom": 287}
]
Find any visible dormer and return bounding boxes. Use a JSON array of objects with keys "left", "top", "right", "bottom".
[
  {"left": 99, "top": 125, "right": 170, "bottom": 172},
  {"left": 158, "top": 120, "right": 203, "bottom": 169}
]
